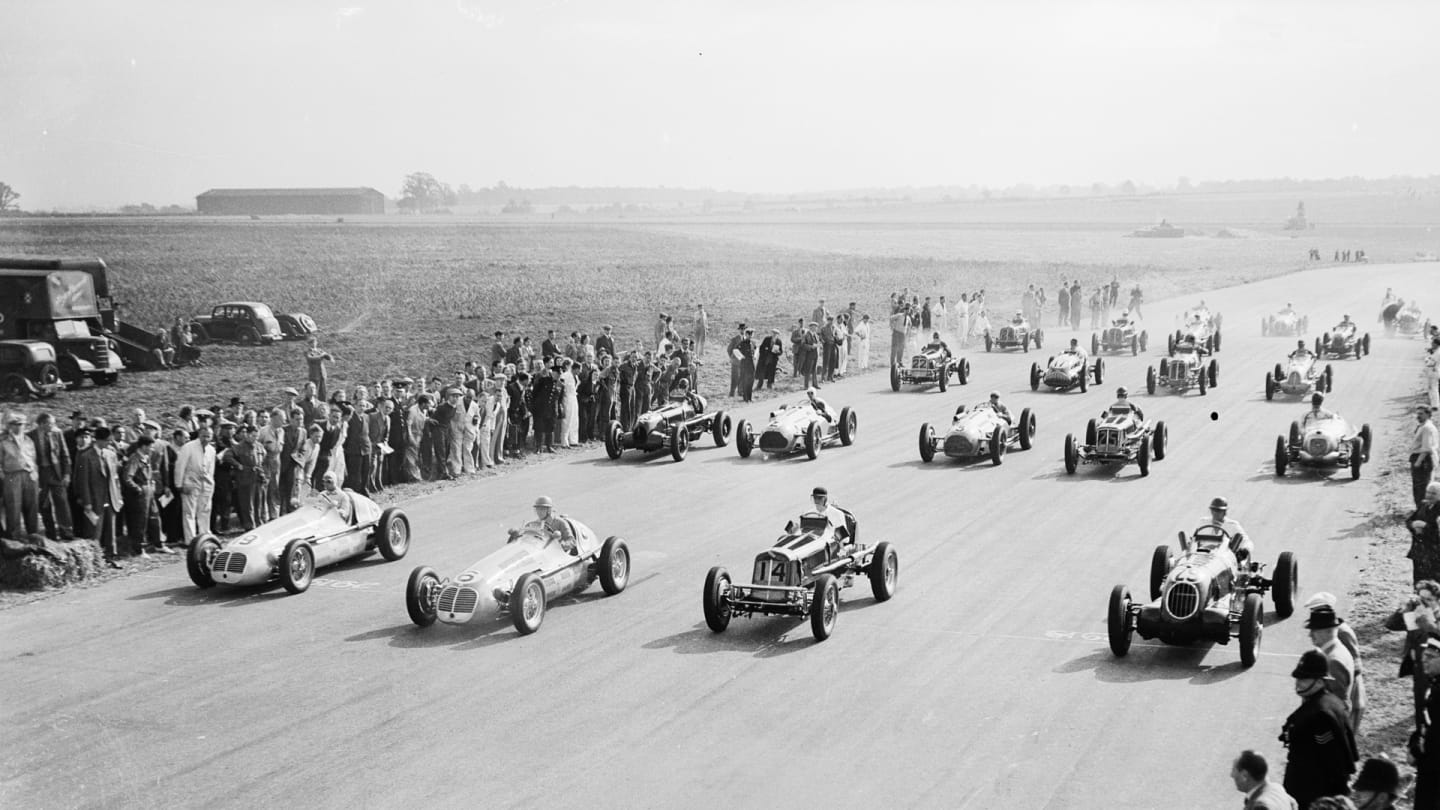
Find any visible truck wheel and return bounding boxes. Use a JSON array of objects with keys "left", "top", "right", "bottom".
[
  {"left": 1272, "top": 551, "right": 1297, "bottom": 619},
  {"left": 868, "top": 542, "right": 898, "bottom": 601},
  {"left": 804, "top": 421, "right": 821, "bottom": 460},
  {"left": 0, "top": 375, "right": 28, "bottom": 400},
  {"left": 604, "top": 420, "right": 624, "bottom": 459},
  {"left": 1274, "top": 436, "right": 1288, "bottom": 476},
  {"left": 1149, "top": 545, "right": 1171, "bottom": 600},
  {"left": 810, "top": 574, "right": 839, "bottom": 641},
  {"left": 1239, "top": 593, "right": 1263, "bottom": 667},
  {"left": 1108, "top": 585, "right": 1134, "bottom": 657},
  {"left": 711, "top": 411, "right": 732, "bottom": 447},
  {"left": 58, "top": 356, "right": 84, "bottom": 388},
  {"left": 406, "top": 566, "right": 440, "bottom": 627},
  {"left": 598, "top": 536, "right": 630, "bottom": 595},
  {"left": 280, "top": 539, "right": 315, "bottom": 594},
  {"left": 510, "top": 572, "right": 546, "bottom": 635},
  {"left": 703, "top": 566, "right": 732, "bottom": 632},
  {"left": 1063, "top": 434, "right": 1078, "bottom": 474},
  {"left": 669, "top": 423, "right": 689, "bottom": 462},
  {"left": 838, "top": 407, "right": 857, "bottom": 446},
  {"left": 374, "top": 507, "right": 410, "bottom": 561},
  {"left": 735, "top": 419, "right": 753, "bottom": 458},
  {"left": 186, "top": 534, "right": 221, "bottom": 588},
  {"left": 1018, "top": 408, "right": 1035, "bottom": 450},
  {"left": 94, "top": 373, "right": 118, "bottom": 386},
  {"left": 918, "top": 423, "right": 935, "bottom": 462}
]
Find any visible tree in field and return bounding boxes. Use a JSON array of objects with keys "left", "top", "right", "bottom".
[
  {"left": 399, "top": 172, "right": 454, "bottom": 213},
  {"left": 0, "top": 182, "right": 19, "bottom": 212}
]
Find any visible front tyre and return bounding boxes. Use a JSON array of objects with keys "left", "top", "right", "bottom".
[
  {"left": 405, "top": 566, "right": 440, "bottom": 627},
  {"left": 838, "top": 407, "right": 857, "bottom": 446},
  {"left": 868, "top": 542, "right": 898, "bottom": 601},
  {"left": 1272, "top": 551, "right": 1298, "bottom": 618},
  {"left": 186, "top": 534, "right": 221, "bottom": 588},
  {"left": 918, "top": 422, "right": 936, "bottom": 463},
  {"left": 1274, "top": 436, "right": 1288, "bottom": 476},
  {"left": 1149, "top": 544, "right": 1171, "bottom": 601},
  {"left": 280, "top": 539, "right": 315, "bottom": 594},
  {"left": 889, "top": 364, "right": 901, "bottom": 392},
  {"left": 604, "top": 420, "right": 624, "bottom": 459},
  {"left": 703, "top": 566, "right": 732, "bottom": 633},
  {"left": 510, "top": 572, "right": 546, "bottom": 635},
  {"left": 1152, "top": 421, "right": 1168, "bottom": 461},
  {"left": 1239, "top": 592, "right": 1263, "bottom": 667},
  {"left": 989, "top": 424, "right": 1006, "bottom": 466},
  {"left": 1063, "top": 434, "right": 1078, "bottom": 474},
  {"left": 804, "top": 421, "right": 821, "bottom": 460},
  {"left": 374, "top": 507, "right": 410, "bottom": 561},
  {"left": 1018, "top": 408, "right": 1035, "bottom": 450},
  {"left": 711, "top": 411, "right": 732, "bottom": 447},
  {"left": 669, "top": 422, "right": 689, "bottom": 462},
  {"left": 1108, "top": 585, "right": 1134, "bottom": 657},
  {"left": 598, "top": 536, "right": 630, "bottom": 595},
  {"left": 735, "top": 419, "right": 753, "bottom": 458},
  {"left": 810, "top": 573, "right": 839, "bottom": 641}
]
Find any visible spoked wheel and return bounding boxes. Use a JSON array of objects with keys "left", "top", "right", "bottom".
[
  {"left": 810, "top": 573, "right": 839, "bottom": 641},
  {"left": 868, "top": 542, "right": 898, "bottom": 601},
  {"left": 280, "top": 539, "right": 315, "bottom": 594},
  {"left": 186, "top": 534, "right": 221, "bottom": 588},
  {"left": 918, "top": 422, "right": 936, "bottom": 462},
  {"left": 598, "top": 536, "right": 630, "bottom": 595},
  {"left": 510, "top": 572, "right": 546, "bottom": 635},
  {"left": 375, "top": 507, "right": 411, "bottom": 561}
]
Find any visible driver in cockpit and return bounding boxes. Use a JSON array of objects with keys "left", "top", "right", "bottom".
[
  {"left": 668, "top": 376, "right": 704, "bottom": 411},
  {"left": 1280, "top": 302, "right": 1296, "bottom": 317},
  {"left": 1107, "top": 387, "right": 1145, "bottom": 422},
  {"left": 1112, "top": 310, "right": 1133, "bottom": 328},
  {"left": 1176, "top": 334, "right": 1209, "bottom": 356},
  {"left": 984, "top": 390, "right": 1013, "bottom": 425},
  {"left": 1289, "top": 339, "right": 1312, "bottom": 360},
  {"left": 1302, "top": 392, "right": 1337, "bottom": 425},
  {"left": 922, "top": 331, "right": 951, "bottom": 357},
  {"left": 1011, "top": 310, "right": 1025, "bottom": 326},
  {"left": 806, "top": 387, "right": 835, "bottom": 423},
  {"left": 1062, "top": 337, "right": 1089, "bottom": 365},
  {"left": 318, "top": 471, "right": 355, "bottom": 523},
  {"left": 509, "top": 495, "right": 577, "bottom": 554}
]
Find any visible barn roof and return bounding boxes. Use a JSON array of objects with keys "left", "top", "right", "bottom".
[{"left": 196, "top": 187, "right": 383, "bottom": 198}]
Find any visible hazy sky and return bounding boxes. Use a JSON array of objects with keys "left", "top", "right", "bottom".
[{"left": 2, "top": 0, "right": 1436, "bottom": 209}]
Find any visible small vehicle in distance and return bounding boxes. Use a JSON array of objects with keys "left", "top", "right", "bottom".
[
  {"left": 890, "top": 347, "right": 970, "bottom": 392},
  {"left": 1169, "top": 306, "right": 1222, "bottom": 354},
  {"left": 918, "top": 401, "right": 1035, "bottom": 465},
  {"left": 1316, "top": 321, "right": 1370, "bottom": 360},
  {"left": 405, "top": 516, "right": 629, "bottom": 635},
  {"left": 1108, "top": 525, "right": 1297, "bottom": 667},
  {"left": 1146, "top": 347, "right": 1218, "bottom": 396},
  {"left": 604, "top": 384, "right": 730, "bottom": 462},
  {"left": 735, "top": 398, "right": 856, "bottom": 460},
  {"left": 985, "top": 313, "right": 1042, "bottom": 353},
  {"left": 702, "top": 508, "right": 896, "bottom": 641},
  {"left": 1030, "top": 351, "right": 1103, "bottom": 393},
  {"left": 1265, "top": 351, "right": 1332, "bottom": 400},
  {"left": 1092, "top": 318, "right": 1148, "bottom": 356},
  {"left": 190, "top": 302, "right": 285, "bottom": 345},
  {"left": 0, "top": 340, "right": 63, "bottom": 400},
  {"left": 1262, "top": 309, "right": 1308, "bottom": 337},
  {"left": 1063, "top": 408, "right": 1168, "bottom": 477},
  {"left": 1274, "top": 411, "right": 1372, "bottom": 479},
  {"left": 186, "top": 491, "right": 410, "bottom": 594}
]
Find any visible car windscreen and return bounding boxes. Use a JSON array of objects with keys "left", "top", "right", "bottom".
[{"left": 53, "top": 320, "right": 94, "bottom": 339}]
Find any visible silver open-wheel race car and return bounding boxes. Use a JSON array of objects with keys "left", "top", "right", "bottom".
[
  {"left": 1168, "top": 306, "right": 1222, "bottom": 355},
  {"left": 1031, "top": 352, "right": 1103, "bottom": 393},
  {"left": 405, "top": 517, "right": 629, "bottom": 635},
  {"left": 735, "top": 399, "right": 857, "bottom": 460},
  {"left": 890, "top": 347, "right": 970, "bottom": 392},
  {"left": 1261, "top": 310, "right": 1308, "bottom": 337},
  {"left": 918, "top": 402, "right": 1036, "bottom": 465},
  {"left": 1108, "top": 525, "right": 1297, "bottom": 667},
  {"left": 1064, "top": 410, "right": 1168, "bottom": 477},
  {"left": 1274, "top": 413, "right": 1372, "bottom": 479},
  {"left": 1146, "top": 352, "right": 1218, "bottom": 396},
  {"left": 604, "top": 391, "right": 730, "bottom": 462},
  {"left": 1265, "top": 354, "right": 1332, "bottom": 400},
  {"left": 1316, "top": 324, "right": 1370, "bottom": 360},
  {"left": 702, "top": 509, "right": 896, "bottom": 641}
]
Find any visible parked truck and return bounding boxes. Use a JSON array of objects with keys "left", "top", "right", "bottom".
[{"left": 0, "top": 257, "right": 131, "bottom": 387}]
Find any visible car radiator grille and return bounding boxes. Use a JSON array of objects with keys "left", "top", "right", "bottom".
[
  {"left": 1096, "top": 428, "right": 1122, "bottom": 453},
  {"left": 1168, "top": 365, "right": 1189, "bottom": 382},
  {"left": 944, "top": 436, "right": 973, "bottom": 456},
  {"left": 437, "top": 586, "right": 478, "bottom": 615},
  {"left": 1307, "top": 438, "right": 1330, "bottom": 455},
  {"left": 212, "top": 551, "right": 247, "bottom": 574},
  {"left": 1105, "top": 329, "right": 1123, "bottom": 343},
  {"left": 1000, "top": 328, "right": 1016, "bottom": 342},
  {"left": 1165, "top": 582, "right": 1201, "bottom": 620},
  {"left": 759, "top": 433, "right": 790, "bottom": 452}
]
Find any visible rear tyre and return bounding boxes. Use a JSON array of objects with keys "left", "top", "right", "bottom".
[
  {"left": 1094, "top": 357, "right": 1104, "bottom": 385},
  {"left": 735, "top": 419, "right": 753, "bottom": 458},
  {"left": 1274, "top": 436, "right": 1288, "bottom": 476},
  {"left": 1139, "top": 331, "right": 1148, "bottom": 352},
  {"left": 1107, "top": 585, "right": 1134, "bottom": 657},
  {"left": 918, "top": 423, "right": 936, "bottom": 463},
  {"left": 405, "top": 566, "right": 440, "bottom": 627},
  {"left": 1289, "top": 421, "right": 1302, "bottom": 447},
  {"left": 1273, "top": 551, "right": 1297, "bottom": 619},
  {"left": 1324, "top": 365, "right": 1334, "bottom": 393},
  {"left": 1360, "top": 423, "right": 1372, "bottom": 462},
  {"left": 1167, "top": 334, "right": 1175, "bottom": 357},
  {"left": 374, "top": 507, "right": 411, "bottom": 561},
  {"left": 1265, "top": 374, "right": 1275, "bottom": 401},
  {"left": 1273, "top": 362, "right": 1283, "bottom": 381},
  {"left": 1350, "top": 438, "right": 1363, "bottom": 479},
  {"left": 1150, "top": 545, "right": 1171, "bottom": 600},
  {"left": 956, "top": 358, "right": 969, "bottom": 385},
  {"left": 711, "top": 411, "right": 732, "bottom": 447},
  {"left": 280, "top": 539, "right": 314, "bottom": 594},
  {"left": 1198, "top": 367, "right": 1208, "bottom": 396},
  {"left": 1239, "top": 593, "right": 1263, "bottom": 667},
  {"left": 1092, "top": 333, "right": 1100, "bottom": 355},
  {"left": 838, "top": 407, "right": 857, "bottom": 446},
  {"left": 1063, "top": 434, "right": 1078, "bottom": 474},
  {"left": 598, "top": 536, "right": 630, "bottom": 595},
  {"left": 1146, "top": 366, "right": 1157, "bottom": 395},
  {"left": 1208, "top": 359, "right": 1219, "bottom": 388},
  {"left": 868, "top": 542, "right": 898, "bottom": 602},
  {"left": 1078, "top": 364, "right": 1088, "bottom": 393},
  {"left": 702, "top": 566, "right": 732, "bottom": 633},
  {"left": 0, "top": 375, "right": 29, "bottom": 400},
  {"left": 510, "top": 572, "right": 546, "bottom": 635},
  {"left": 1018, "top": 408, "right": 1035, "bottom": 451},
  {"left": 810, "top": 574, "right": 839, "bottom": 641},
  {"left": 186, "top": 534, "right": 221, "bottom": 588},
  {"left": 989, "top": 425, "right": 1006, "bottom": 466},
  {"left": 804, "top": 421, "right": 821, "bottom": 460}
]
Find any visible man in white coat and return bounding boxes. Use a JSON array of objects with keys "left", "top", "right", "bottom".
[{"left": 173, "top": 424, "right": 217, "bottom": 546}]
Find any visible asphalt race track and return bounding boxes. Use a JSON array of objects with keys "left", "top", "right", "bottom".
[{"left": 2, "top": 262, "right": 1433, "bottom": 809}]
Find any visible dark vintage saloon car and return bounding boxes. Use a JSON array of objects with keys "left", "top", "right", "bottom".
[
  {"left": 191, "top": 302, "right": 287, "bottom": 345},
  {"left": 0, "top": 340, "right": 63, "bottom": 400}
]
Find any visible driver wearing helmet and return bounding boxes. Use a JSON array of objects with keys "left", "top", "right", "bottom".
[
  {"left": 1289, "top": 339, "right": 1312, "bottom": 360},
  {"left": 979, "top": 390, "right": 1013, "bottom": 425},
  {"left": 1176, "top": 333, "right": 1210, "bottom": 357},
  {"left": 1011, "top": 310, "right": 1025, "bottom": 325},
  {"left": 1112, "top": 310, "right": 1133, "bottom": 328},
  {"left": 510, "top": 495, "right": 577, "bottom": 554},
  {"left": 805, "top": 387, "right": 835, "bottom": 423},
  {"left": 804, "top": 486, "right": 855, "bottom": 546},
  {"left": 668, "top": 376, "right": 705, "bottom": 411},
  {"left": 1062, "top": 337, "right": 1089, "bottom": 365},
  {"left": 1303, "top": 392, "right": 1337, "bottom": 424},
  {"left": 922, "top": 331, "right": 951, "bottom": 358},
  {"left": 1107, "top": 386, "right": 1144, "bottom": 422},
  {"left": 1204, "top": 496, "right": 1252, "bottom": 562},
  {"left": 1280, "top": 302, "right": 1296, "bottom": 316},
  {"left": 1336, "top": 314, "right": 1356, "bottom": 336},
  {"left": 318, "top": 470, "right": 355, "bottom": 523}
]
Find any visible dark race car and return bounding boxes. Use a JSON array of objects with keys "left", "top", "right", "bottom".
[
  {"left": 1146, "top": 348, "right": 1218, "bottom": 396},
  {"left": 890, "top": 346, "right": 970, "bottom": 392},
  {"left": 984, "top": 315, "right": 1042, "bottom": 353},
  {"left": 1092, "top": 319, "right": 1148, "bottom": 356},
  {"left": 604, "top": 388, "right": 730, "bottom": 462},
  {"left": 1108, "top": 524, "right": 1297, "bottom": 667},
  {"left": 1063, "top": 408, "right": 1169, "bottom": 477},
  {"left": 1315, "top": 322, "right": 1370, "bottom": 360},
  {"left": 1030, "top": 350, "right": 1103, "bottom": 393}
]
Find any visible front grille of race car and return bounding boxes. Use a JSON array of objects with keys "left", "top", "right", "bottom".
[
  {"left": 1105, "top": 328, "right": 1123, "bottom": 344},
  {"left": 1288, "top": 372, "right": 1302, "bottom": 385},
  {"left": 1307, "top": 438, "right": 1331, "bottom": 456},
  {"left": 759, "top": 432, "right": 790, "bottom": 453},
  {"left": 911, "top": 355, "right": 932, "bottom": 369},
  {"left": 1096, "top": 427, "right": 1123, "bottom": 453},
  {"left": 999, "top": 327, "right": 1017, "bottom": 342},
  {"left": 437, "top": 585, "right": 478, "bottom": 615},
  {"left": 1164, "top": 582, "right": 1201, "bottom": 620},
  {"left": 945, "top": 435, "right": 973, "bottom": 456},
  {"left": 1167, "top": 364, "right": 1189, "bottom": 382},
  {"left": 212, "top": 551, "right": 247, "bottom": 574},
  {"left": 1044, "top": 369, "right": 1071, "bottom": 386}
]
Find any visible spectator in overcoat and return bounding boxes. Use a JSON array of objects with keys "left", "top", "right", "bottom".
[
  {"left": 757, "top": 328, "right": 782, "bottom": 390},
  {"left": 75, "top": 426, "right": 125, "bottom": 567},
  {"left": 1410, "top": 482, "right": 1440, "bottom": 584},
  {"left": 595, "top": 356, "right": 618, "bottom": 431},
  {"left": 737, "top": 329, "right": 756, "bottom": 401},
  {"left": 121, "top": 435, "right": 164, "bottom": 556},
  {"left": 530, "top": 368, "right": 559, "bottom": 453},
  {"left": 1281, "top": 650, "right": 1358, "bottom": 808},
  {"left": 506, "top": 374, "right": 531, "bottom": 459}
]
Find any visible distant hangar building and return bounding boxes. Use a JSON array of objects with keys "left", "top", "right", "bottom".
[{"left": 195, "top": 187, "right": 386, "bottom": 215}]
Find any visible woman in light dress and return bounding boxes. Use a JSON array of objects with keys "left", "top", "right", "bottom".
[
  {"left": 854, "top": 315, "right": 872, "bottom": 369},
  {"left": 560, "top": 359, "right": 581, "bottom": 447},
  {"left": 955, "top": 294, "right": 971, "bottom": 348}
]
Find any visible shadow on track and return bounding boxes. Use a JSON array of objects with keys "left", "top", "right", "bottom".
[
  {"left": 1056, "top": 645, "right": 1249, "bottom": 685},
  {"left": 643, "top": 619, "right": 828, "bottom": 658}
]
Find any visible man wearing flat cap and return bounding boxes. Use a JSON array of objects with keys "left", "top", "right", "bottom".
[
  {"left": 1281, "top": 650, "right": 1358, "bottom": 807},
  {"left": 74, "top": 425, "right": 125, "bottom": 568},
  {"left": 1307, "top": 606, "right": 1360, "bottom": 730},
  {"left": 1306, "top": 592, "right": 1365, "bottom": 733}
]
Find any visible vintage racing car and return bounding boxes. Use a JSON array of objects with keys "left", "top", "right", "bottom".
[
  {"left": 1169, "top": 306, "right": 1222, "bottom": 354},
  {"left": 604, "top": 389, "right": 730, "bottom": 462},
  {"left": 1108, "top": 525, "right": 1297, "bottom": 667},
  {"left": 1030, "top": 351, "right": 1103, "bottom": 393},
  {"left": 918, "top": 402, "right": 1036, "bottom": 465},
  {"left": 1393, "top": 301, "right": 1429, "bottom": 338},
  {"left": 1265, "top": 353, "right": 1333, "bottom": 400},
  {"left": 1091, "top": 320, "right": 1148, "bottom": 356},
  {"left": 1261, "top": 309, "right": 1308, "bottom": 337},
  {"left": 1146, "top": 350, "right": 1218, "bottom": 396},
  {"left": 1063, "top": 409, "right": 1169, "bottom": 477},
  {"left": 405, "top": 517, "right": 629, "bottom": 634},
  {"left": 889, "top": 347, "right": 970, "bottom": 392},
  {"left": 186, "top": 491, "right": 410, "bottom": 594},
  {"left": 1316, "top": 322, "right": 1370, "bottom": 359},
  {"left": 1274, "top": 412, "right": 1372, "bottom": 479},
  {"left": 702, "top": 508, "right": 896, "bottom": 641},
  {"left": 984, "top": 315, "right": 1043, "bottom": 353},
  {"left": 735, "top": 398, "right": 857, "bottom": 459}
]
